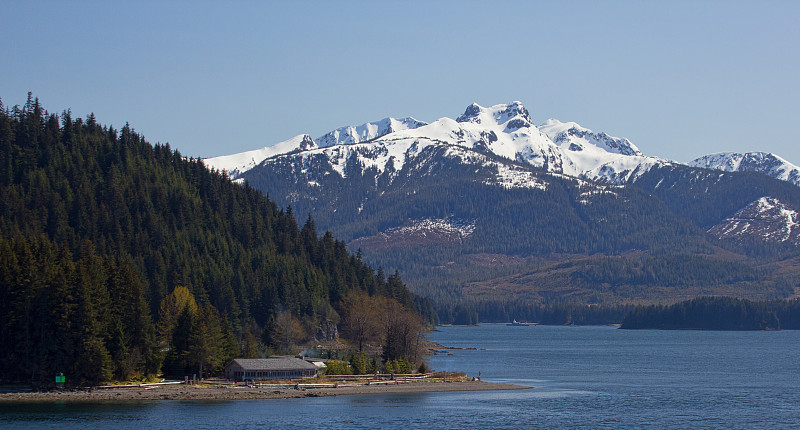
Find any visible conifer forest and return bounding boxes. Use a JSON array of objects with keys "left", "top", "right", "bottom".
[{"left": 0, "top": 95, "right": 430, "bottom": 386}]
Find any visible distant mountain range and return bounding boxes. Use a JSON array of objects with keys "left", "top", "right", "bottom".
[
  {"left": 203, "top": 102, "right": 800, "bottom": 307},
  {"left": 689, "top": 152, "right": 800, "bottom": 187},
  {"left": 205, "top": 102, "right": 800, "bottom": 188}
]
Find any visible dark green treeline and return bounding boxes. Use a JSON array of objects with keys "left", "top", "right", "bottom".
[
  {"left": 620, "top": 296, "right": 800, "bottom": 330},
  {"left": 436, "top": 301, "right": 633, "bottom": 326},
  {"left": 0, "top": 95, "right": 422, "bottom": 386}
]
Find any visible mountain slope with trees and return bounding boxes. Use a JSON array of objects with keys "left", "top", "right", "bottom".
[
  {"left": 241, "top": 139, "right": 800, "bottom": 310},
  {"left": 0, "top": 95, "right": 426, "bottom": 386},
  {"left": 232, "top": 105, "right": 800, "bottom": 324}
]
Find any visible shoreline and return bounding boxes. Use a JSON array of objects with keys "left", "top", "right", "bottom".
[{"left": 0, "top": 380, "right": 528, "bottom": 403}]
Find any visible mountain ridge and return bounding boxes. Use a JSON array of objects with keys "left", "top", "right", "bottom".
[
  {"left": 689, "top": 152, "right": 800, "bottom": 187},
  {"left": 204, "top": 101, "right": 798, "bottom": 190},
  {"left": 207, "top": 101, "right": 800, "bottom": 315}
]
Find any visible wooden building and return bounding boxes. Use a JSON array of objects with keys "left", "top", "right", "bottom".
[{"left": 224, "top": 358, "right": 319, "bottom": 381}]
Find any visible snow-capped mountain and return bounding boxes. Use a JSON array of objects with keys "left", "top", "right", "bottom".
[
  {"left": 205, "top": 101, "right": 800, "bottom": 255},
  {"left": 537, "top": 118, "right": 664, "bottom": 183},
  {"left": 369, "top": 102, "right": 671, "bottom": 184},
  {"left": 709, "top": 197, "right": 800, "bottom": 246},
  {"left": 210, "top": 101, "right": 671, "bottom": 186},
  {"left": 207, "top": 101, "right": 800, "bottom": 194},
  {"left": 689, "top": 152, "right": 800, "bottom": 187},
  {"left": 227, "top": 101, "right": 800, "bottom": 305},
  {"left": 345, "top": 101, "right": 568, "bottom": 176},
  {"left": 203, "top": 117, "right": 426, "bottom": 178}
]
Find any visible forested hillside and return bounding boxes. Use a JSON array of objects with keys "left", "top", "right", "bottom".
[
  {"left": 620, "top": 296, "right": 800, "bottom": 330},
  {"left": 0, "top": 95, "right": 426, "bottom": 386},
  {"left": 242, "top": 142, "right": 800, "bottom": 322},
  {"left": 245, "top": 145, "right": 709, "bottom": 256},
  {"left": 632, "top": 164, "right": 800, "bottom": 247}
]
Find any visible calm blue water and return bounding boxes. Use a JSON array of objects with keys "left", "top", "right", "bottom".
[{"left": 2, "top": 325, "right": 799, "bottom": 429}]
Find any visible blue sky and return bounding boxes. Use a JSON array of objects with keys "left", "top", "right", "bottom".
[{"left": 1, "top": 1, "right": 798, "bottom": 164}]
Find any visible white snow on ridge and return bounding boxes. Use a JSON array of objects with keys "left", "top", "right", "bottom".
[
  {"left": 690, "top": 152, "right": 744, "bottom": 171},
  {"left": 265, "top": 134, "right": 552, "bottom": 191},
  {"left": 539, "top": 119, "right": 642, "bottom": 156},
  {"left": 203, "top": 117, "right": 426, "bottom": 179},
  {"left": 206, "top": 101, "right": 674, "bottom": 186},
  {"left": 752, "top": 197, "right": 800, "bottom": 242},
  {"left": 439, "top": 146, "right": 548, "bottom": 191},
  {"left": 689, "top": 152, "right": 800, "bottom": 187},
  {"left": 315, "top": 117, "right": 427, "bottom": 148},
  {"left": 279, "top": 137, "right": 436, "bottom": 178},
  {"left": 202, "top": 134, "right": 316, "bottom": 177},
  {"left": 384, "top": 217, "right": 477, "bottom": 240},
  {"left": 486, "top": 163, "right": 548, "bottom": 191},
  {"left": 538, "top": 118, "right": 666, "bottom": 183},
  {"left": 373, "top": 103, "right": 565, "bottom": 173},
  {"left": 204, "top": 101, "right": 800, "bottom": 191},
  {"left": 709, "top": 196, "right": 800, "bottom": 245},
  {"left": 372, "top": 103, "right": 670, "bottom": 185}
]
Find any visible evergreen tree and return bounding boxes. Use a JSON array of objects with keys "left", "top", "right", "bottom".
[{"left": 0, "top": 95, "right": 424, "bottom": 384}]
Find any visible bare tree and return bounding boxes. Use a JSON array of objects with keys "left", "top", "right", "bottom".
[
  {"left": 341, "top": 291, "right": 381, "bottom": 352},
  {"left": 270, "top": 311, "right": 305, "bottom": 354},
  {"left": 381, "top": 299, "right": 424, "bottom": 363},
  {"left": 341, "top": 292, "right": 426, "bottom": 366}
]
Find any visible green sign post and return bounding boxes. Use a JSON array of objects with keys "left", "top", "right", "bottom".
[{"left": 55, "top": 375, "right": 65, "bottom": 384}]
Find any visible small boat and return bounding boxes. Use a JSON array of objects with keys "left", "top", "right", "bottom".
[{"left": 507, "top": 320, "right": 530, "bottom": 326}]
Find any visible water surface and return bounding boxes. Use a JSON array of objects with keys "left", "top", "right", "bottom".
[{"left": 2, "top": 325, "right": 798, "bottom": 429}]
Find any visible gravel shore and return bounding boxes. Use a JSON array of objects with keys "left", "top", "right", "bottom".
[{"left": 0, "top": 380, "right": 528, "bottom": 403}]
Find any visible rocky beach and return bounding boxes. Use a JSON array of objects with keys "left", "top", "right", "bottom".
[{"left": 0, "top": 380, "right": 528, "bottom": 403}]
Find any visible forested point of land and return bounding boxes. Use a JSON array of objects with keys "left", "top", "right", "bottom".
[
  {"left": 434, "top": 296, "right": 800, "bottom": 329},
  {"left": 0, "top": 94, "right": 432, "bottom": 387},
  {"left": 620, "top": 296, "right": 800, "bottom": 330}
]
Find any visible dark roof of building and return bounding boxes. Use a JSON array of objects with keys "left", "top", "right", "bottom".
[{"left": 226, "top": 358, "right": 319, "bottom": 371}]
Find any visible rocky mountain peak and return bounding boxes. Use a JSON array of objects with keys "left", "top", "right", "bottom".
[
  {"left": 456, "top": 102, "right": 532, "bottom": 129},
  {"left": 538, "top": 119, "right": 642, "bottom": 157},
  {"left": 456, "top": 103, "right": 483, "bottom": 123},
  {"left": 298, "top": 134, "right": 315, "bottom": 151}
]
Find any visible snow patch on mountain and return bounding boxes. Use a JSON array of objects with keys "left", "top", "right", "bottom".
[
  {"left": 538, "top": 118, "right": 666, "bottom": 183},
  {"left": 539, "top": 119, "right": 642, "bottom": 156},
  {"left": 203, "top": 117, "right": 426, "bottom": 179},
  {"left": 709, "top": 197, "right": 800, "bottom": 245},
  {"left": 202, "top": 134, "right": 316, "bottom": 177},
  {"left": 577, "top": 183, "right": 620, "bottom": 205},
  {"left": 346, "top": 216, "right": 477, "bottom": 249},
  {"left": 438, "top": 146, "right": 548, "bottom": 191},
  {"left": 689, "top": 152, "right": 800, "bottom": 187},
  {"left": 386, "top": 217, "right": 477, "bottom": 240},
  {"left": 278, "top": 137, "right": 432, "bottom": 179},
  {"left": 488, "top": 163, "right": 548, "bottom": 191},
  {"left": 315, "top": 117, "right": 427, "bottom": 148}
]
